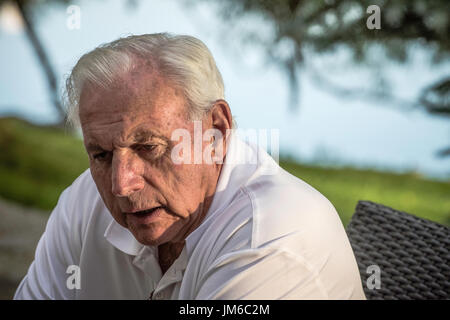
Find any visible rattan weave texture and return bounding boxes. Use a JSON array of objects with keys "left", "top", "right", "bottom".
[{"left": 346, "top": 201, "right": 450, "bottom": 300}]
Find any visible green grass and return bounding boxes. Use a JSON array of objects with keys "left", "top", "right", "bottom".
[
  {"left": 0, "top": 117, "right": 89, "bottom": 209},
  {"left": 0, "top": 117, "right": 449, "bottom": 226}
]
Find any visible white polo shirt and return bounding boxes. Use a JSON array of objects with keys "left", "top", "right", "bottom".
[{"left": 14, "top": 133, "right": 366, "bottom": 300}]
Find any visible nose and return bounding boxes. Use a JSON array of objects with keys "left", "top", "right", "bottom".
[{"left": 111, "top": 150, "right": 145, "bottom": 197}]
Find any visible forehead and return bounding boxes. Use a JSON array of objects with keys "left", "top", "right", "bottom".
[{"left": 79, "top": 69, "right": 189, "bottom": 141}]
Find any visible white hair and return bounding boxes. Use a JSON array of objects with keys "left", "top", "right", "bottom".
[{"left": 65, "top": 33, "right": 227, "bottom": 127}]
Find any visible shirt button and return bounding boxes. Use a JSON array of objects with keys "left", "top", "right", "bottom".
[{"left": 154, "top": 292, "right": 163, "bottom": 300}]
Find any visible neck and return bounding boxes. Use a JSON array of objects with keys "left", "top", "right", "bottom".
[{"left": 158, "top": 241, "right": 185, "bottom": 274}]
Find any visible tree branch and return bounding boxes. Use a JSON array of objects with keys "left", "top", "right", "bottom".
[{"left": 15, "top": 0, "right": 65, "bottom": 125}]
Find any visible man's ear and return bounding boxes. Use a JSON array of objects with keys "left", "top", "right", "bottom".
[
  {"left": 208, "top": 100, "right": 232, "bottom": 162},
  {"left": 210, "top": 99, "right": 232, "bottom": 137}
]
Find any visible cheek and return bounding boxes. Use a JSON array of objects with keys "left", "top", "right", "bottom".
[
  {"left": 169, "top": 165, "right": 205, "bottom": 202},
  {"left": 164, "top": 164, "right": 191, "bottom": 189},
  {"left": 147, "top": 165, "right": 191, "bottom": 207}
]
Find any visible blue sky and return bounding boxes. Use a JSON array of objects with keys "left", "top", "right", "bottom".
[{"left": 0, "top": 0, "right": 449, "bottom": 179}]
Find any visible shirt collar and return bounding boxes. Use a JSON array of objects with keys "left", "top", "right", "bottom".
[
  {"left": 104, "top": 218, "right": 147, "bottom": 256},
  {"left": 104, "top": 132, "right": 263, "bottom": 256}
]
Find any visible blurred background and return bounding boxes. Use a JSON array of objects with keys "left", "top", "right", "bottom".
[{"left": 0, "top": 0, "right": 449, "bottom": 299}]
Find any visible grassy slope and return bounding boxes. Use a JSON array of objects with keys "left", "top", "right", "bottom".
[
  {"left": 0, "top": 117, "right": 89, "bottom": 209},
  {"left": 1, "top": 117, "right": 449, "bottom": 226}
]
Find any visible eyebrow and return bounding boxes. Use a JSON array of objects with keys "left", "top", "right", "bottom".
[
  {"left": 133, "top": 130, "right": 155, "bottom": 144},
  {"left": 85, "top": 130, "right": 169, "bottom": 153},
  {"left": 132, "top": 129, "right": 169, "bottom": 145},
  {"left": 86, "top": 143, "right": 105, "bottom": 153}
]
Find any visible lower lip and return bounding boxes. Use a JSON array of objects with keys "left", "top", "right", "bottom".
[{"left": 127, "top": 207, "right": 164, "bottom": 224}]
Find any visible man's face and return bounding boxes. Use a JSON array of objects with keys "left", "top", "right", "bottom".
[{"left": 79, "top": 69, "right": 219, "bottom": 246}]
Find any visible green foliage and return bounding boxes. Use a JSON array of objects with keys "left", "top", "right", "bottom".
[
  {"left": 201, "top": 0, "right": 449, "bottom": 64},
  {"left": 1, "top": 117, "right": 448, "bottom": 226}
]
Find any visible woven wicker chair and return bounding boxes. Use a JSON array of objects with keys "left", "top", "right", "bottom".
[{"left": 346, "top": 200, "right": 450, "bottom": 300}]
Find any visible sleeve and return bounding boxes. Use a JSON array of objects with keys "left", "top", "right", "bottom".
[
  {"left": 13, "top": 186, "right": 81, "bottom": 300},
  {"left": 194, "top": 247, "right": 330, "bottom": 300}
]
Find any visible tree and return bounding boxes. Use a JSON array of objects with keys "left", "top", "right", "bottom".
[{"left": 186, "top": 0, "right": 449, "bottom": 154}]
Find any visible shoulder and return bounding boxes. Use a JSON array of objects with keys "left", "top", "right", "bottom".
[
  {"left": 243, "top": 167, "right": 342, "bottom": 248},
  {"left": 48, "top": 168, "right": 108, "bottom": 248},
  {"left": 243, "top": 167, "right": 365, "bottom": 298},
  {"left": 64, "top": 168, "right": 98, "bottom": 201},
  {"left": 59, "top": 168, "right": 104, "bottom": 220}
]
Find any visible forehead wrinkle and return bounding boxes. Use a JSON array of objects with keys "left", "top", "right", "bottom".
[{"left": 80, "top": 68, "right": 161, "bottom": 121}]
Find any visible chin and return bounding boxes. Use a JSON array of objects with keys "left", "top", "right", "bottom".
[{"left": 130, "top": 226, "right": 168, "bottom": 246}]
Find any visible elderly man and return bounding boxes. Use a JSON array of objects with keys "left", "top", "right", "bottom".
[{"left": 14, "top": 33, "right": 365, "bottom": 300}]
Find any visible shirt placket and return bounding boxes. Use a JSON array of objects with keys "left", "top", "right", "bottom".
[
  {"left": 132, "top": 246, "right": 162, "bottom": 298},
  {"left": 150, "top": 247, "right": 188, "bottom": 300}
]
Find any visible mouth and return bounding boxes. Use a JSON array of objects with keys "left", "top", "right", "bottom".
[
  {"left": 128, "top": 206, "right": 163, "bottom": 215},
  {"left": 125, "top": 206, "right": 165, "bottom": 223}
]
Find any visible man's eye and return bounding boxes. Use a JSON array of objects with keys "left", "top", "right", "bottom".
[
  {"left": 136, "top": 145, "right": 157, "bottom": 153},
  {"left": 135, "top": 144, "right": 166, "bottom": 159},
  {"left": 93, "top": 151, "right": 110, "bottom": 161}
]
